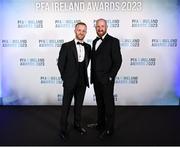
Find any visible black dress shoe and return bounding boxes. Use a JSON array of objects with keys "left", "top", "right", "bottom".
[
  {"left": 74, "top": 125, "right": 87, "bottom": 135},
  {"left": 99, "top": 130, "right": 113, "bottom": 140},
  {"left": 59, "top": 131, "right": 68, "bottom": 140}
]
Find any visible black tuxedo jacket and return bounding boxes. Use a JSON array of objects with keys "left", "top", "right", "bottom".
[
  {"left": 91, "top": 34, "right": 122, "bottom": 84},
  {"left": 57, "top": 40, "right": 91, "bottom": 88}
]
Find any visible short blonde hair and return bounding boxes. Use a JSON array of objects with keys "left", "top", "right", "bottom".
[{"left": 75, "top": 22, "right": 87, "bottom": 28}]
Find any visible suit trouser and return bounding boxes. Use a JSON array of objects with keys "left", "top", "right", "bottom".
[
  {"left": 60, "top": 84, "right": 86, "bottom": 132},
  {"left": 93, "top": 79, "right": 115, "bottom": 132}
]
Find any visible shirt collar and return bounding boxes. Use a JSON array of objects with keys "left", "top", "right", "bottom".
[{"left": 74, "top": 38, "right": 84, "bottom": 44}]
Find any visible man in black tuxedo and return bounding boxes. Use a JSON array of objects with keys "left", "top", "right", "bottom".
[
  {"left": 57, "top": 22, "right": 91, "bottom": 139},
  {"left": 90, "top": 18, "right": 122, "bottom": 139}
]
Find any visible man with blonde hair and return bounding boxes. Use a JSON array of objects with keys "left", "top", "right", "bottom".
[{"left": 57, "top": 22, "right": 91, "bottom": 140}]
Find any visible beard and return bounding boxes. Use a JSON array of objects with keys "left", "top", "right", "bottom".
[
  {"left": 76, "top": 35, "right": 85, "bottom": 41},
  {"left": 97, "top": 30, "right": 106, "bottom": 37}
]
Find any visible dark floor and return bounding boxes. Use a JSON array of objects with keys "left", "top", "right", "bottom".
[{"left": 0, "top": 106, "right": 180, "bottom": 145}]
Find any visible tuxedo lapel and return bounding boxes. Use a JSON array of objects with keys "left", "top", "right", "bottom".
[
  {"left": 94, "top": 34, "right": 109, "bottom": 54},
  {"left": 71, "top": 40, "right": 78, "bottom": 63},
  {"left": 84, "top": 43, "right": 89, "bottom": 67}
]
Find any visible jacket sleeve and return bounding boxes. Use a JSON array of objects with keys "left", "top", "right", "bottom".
[
  {"left": 57, "top": 44, "right": 67, "bottom": 80},
  {"left": 109, "top": 38, "right": 122, "bottom": 78}
]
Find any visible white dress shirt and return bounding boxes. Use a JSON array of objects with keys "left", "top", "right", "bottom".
[{"left": 75, "top": 39, "right": 85, "bottom": 62}]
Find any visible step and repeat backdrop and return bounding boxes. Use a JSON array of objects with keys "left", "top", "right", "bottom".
[{"left": 0, "top": 0, "right": 180, "bottom": 105}]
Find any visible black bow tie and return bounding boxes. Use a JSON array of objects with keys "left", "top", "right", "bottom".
[
  {"left": 96, "top": 37, "right": 103, "bottom": 41},
  {"left": 77, "top": 42, "right": 85, "bottom": 46}
]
